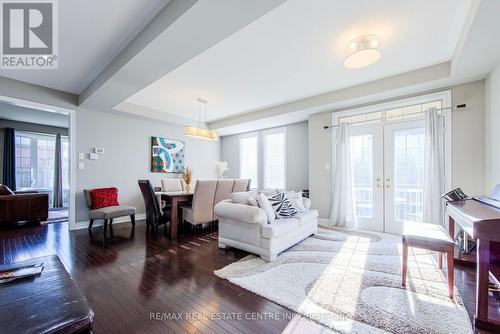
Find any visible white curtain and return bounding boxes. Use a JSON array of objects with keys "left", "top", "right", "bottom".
[
  {"left": 423, "top": 107, "right": 445, "bottom": 226},
  {"left": 329, "top": 122, "right": 355, "bottom": 227}
]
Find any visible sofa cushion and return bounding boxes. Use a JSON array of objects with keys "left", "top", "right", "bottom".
[
  {"left": 231, "top": 190, "right": 258, "bottom": 204},
  {"left": 296, "top": 210, "right": 319, "bottom": 225},
  {"left": 89, "top": 205, "right": 136, "bottom": 219},
  {"left": 285, "top": 191, "right": 307, "bottom": 212},
  {"left": 268, "top": 192, "right": 297, "bottom": 219},
  {"left": 261, "top": 218, "right": 299, "bottom": 238},
  {"left": 90, "top": 188, "right": 119, "bottom": 209}
]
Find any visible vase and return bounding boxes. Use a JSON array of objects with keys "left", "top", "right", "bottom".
[{"left": 185, "top": 183, "right": 191, "bottom": 192}]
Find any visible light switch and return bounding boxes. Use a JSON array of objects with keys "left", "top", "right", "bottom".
[
  {"left": 325, "top": 163, "right": 331, "bottom": 170},
  {"left": 78, "top": 162, "right": 85, "bottom": 170},
  {"left": 89, "top": 153, "right": 98, "bottom": 160},
  {"left": 78, "top": 153, "right": 84, "bottom": 160}
]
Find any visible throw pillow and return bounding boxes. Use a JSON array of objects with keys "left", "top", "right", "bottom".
[
  {"left": 257, "top": 193, "right": 275, "bottom": 224},
  {"left": 268, "top": 192, "right": 298, "bottom": 219},
  {"left": 90, "top": 187, "right": 119, "bottom": 209},
  {"left": 286, "top": 191, "right": 307, "bottom": 212},
  {"left": 247, "top": 196, "right": 259, "bottom": 207},
  {"left": 0, "top": 184, "right": 14, "bottom": 195},
  {"left": 231, "top": 190, "right": 258, "bottom": 204}
]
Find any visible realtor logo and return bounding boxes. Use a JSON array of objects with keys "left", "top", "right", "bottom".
[{"left": 0, "top": 0, "right": 58, "bottom": 69}]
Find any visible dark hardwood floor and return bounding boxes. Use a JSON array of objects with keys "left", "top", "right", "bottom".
[{"left": 0, "top": 220, "right": 497, "bottom": 333}]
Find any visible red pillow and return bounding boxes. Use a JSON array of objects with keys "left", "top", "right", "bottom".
[{"left": 90, "top": 187, "right": 119, "bottom": 209}]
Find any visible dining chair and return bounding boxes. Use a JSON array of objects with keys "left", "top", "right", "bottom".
[
  {"left": 180, "top": 180, "right": 217, "bottom": 230},
  {"left": 161, "top": 179, "right": 183, "bottom": 192},
  {"left": 213, "top": 179, "right": 235, "bottom": 220},
  {"left": 232, "top": 179, "right": 250, "bottom": 192},
  {"left": 138, "top": 180, "right": 170, "bottom": 233}
]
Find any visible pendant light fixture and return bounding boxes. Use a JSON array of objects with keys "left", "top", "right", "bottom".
[{"left": 184, "top": 98, "right": 219, "bottom": 141}]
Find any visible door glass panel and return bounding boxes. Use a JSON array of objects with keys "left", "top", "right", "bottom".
[
  {"left": 393, "top": 128, "right": 425, "bottom": 223},
  {"left": 350, "top": 134, "right": 373, "bottom": 218}
]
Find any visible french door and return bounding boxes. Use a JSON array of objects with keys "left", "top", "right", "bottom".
[{"left": 348, "top": 120, "right": 426, "bottom": 233}]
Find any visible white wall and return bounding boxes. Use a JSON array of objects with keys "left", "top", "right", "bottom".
[
  {"left": 220, "top": 122, "right": 309, "bottom": 191},
  {"left": 309, "top": 80, "right": 486, "bottom": 218},
  {"left": 485, "top": 64, "right": 500, "bottom": 190}
]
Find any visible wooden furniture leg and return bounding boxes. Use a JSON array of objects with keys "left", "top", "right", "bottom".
[
  {"left": 103, "top": 219, "right": 108, "bottom": 235},
  {"left": 476, "top": 239, "right": 490, "bottom": 322},
  {"left": 88, "top": 219, "right": 94, "bottom": 230},
  {"left": 170, "top": 198, "right": 178, "bottom": 240},
  {"left": 130, "top": 214, "right": 135, "bottom": 227},
  {"left": 448, "top": 216, "right": 455, "bottom": 240},
  {"left": 402, "top": 237, "right": 408, "bottom": 286},
  {"left": 447, "top": 248, "right": 454, "bottom": 299},
  {"left": 438, "top": 252, "right": 443, "bottom": 269}
]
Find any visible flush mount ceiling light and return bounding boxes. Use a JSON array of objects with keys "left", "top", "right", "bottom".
[
  {"left": 344, "top": 34, "right": 382, "bottom": 69},
  {"left": 184, "top": 98, "right": 219, "bottom": 141}
]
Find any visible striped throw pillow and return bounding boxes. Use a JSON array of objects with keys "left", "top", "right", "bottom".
[{"left": 268, "top": 192, "right": 298, "bottom": 219}]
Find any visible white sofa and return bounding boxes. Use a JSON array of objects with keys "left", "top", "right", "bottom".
[{"left": 214, "top": 195, "right": 318, "bottom": 262}]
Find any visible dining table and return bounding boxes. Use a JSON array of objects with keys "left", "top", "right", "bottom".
[{"left": 155, "top": 190, "right": 193, "bottom": 239}]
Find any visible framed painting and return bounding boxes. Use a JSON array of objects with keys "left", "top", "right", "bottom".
[{"left": 151, "top": 137, "right": 185, "bottom": 173}]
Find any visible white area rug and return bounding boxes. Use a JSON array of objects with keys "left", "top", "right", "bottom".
[{"left": 215, "top": 228, "right": 473, "bottom": 334}]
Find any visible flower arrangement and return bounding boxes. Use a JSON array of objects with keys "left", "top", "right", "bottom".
[
  {"left": 213, "top": 161, "right": 228, "bottom": 179},
  {"left": 181, "top": 167, "right": 193, "bottom": 191}
]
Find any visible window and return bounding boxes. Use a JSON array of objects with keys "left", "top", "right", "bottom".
[
  {"left": 239, "top": 134, "right": 258, "bottom": 189},
  {"left": 263, "top": 129, "right": 286, "bottom": 189},
  {"left": 15, "top": 131, "right": 70, "bottom": 208},
  {"left": 239, "top": 128, "right": 287, "bottom": 190}
]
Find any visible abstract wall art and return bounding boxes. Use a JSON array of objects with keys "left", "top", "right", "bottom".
[{"left": 151, "top": 137, "right": 185, "bottom": 173}]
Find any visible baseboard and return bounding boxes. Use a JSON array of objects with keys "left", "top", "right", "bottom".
[{"left": 72, "top": 213, "right": 146, "bottom": 230}]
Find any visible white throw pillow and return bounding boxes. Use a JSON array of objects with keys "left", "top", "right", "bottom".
[
  {"left": 285, "top": 191, "right": 307, "bottom": 212},
  {"left": 247, "top": 196, "right": 259, "bottom": 207},
  {"left": 258, "top": 193, "right": 275, "bottom": 224},
  {"left": 268, "top": 192, "right": 298, "bottom": 219},
  {"left": 231, "top": 190, "right": 258, "bottom": 204},
  {"left": 258, "top": 189, "right": 278, "bottom": 197}
]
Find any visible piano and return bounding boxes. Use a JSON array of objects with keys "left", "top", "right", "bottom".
[{"left": 447, "top": 186, "right": 500, "bottom": 331}]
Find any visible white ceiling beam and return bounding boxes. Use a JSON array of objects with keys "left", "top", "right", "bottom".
[
  {"left": 209, "top": 62, "right": 451, "bottom": 133},
  {"left": 78, "top": 0, "right": 286, "bottom": 110}
]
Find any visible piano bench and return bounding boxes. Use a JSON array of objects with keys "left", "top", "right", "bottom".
[{"left": 401, "top": 222, "right": 455, "bottom": 299}]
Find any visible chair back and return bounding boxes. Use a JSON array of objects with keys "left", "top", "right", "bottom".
[
  {"left": 83, "top": 189, "right": 93, "bottom": 209},
  {"left": 232, "top": 179, "right": 250, "bottom": 193},
  {"left": 161, "top": 179, "right": 182, "bottom": 192},
  {"left": 214, "top": 179, "right": 234, "bottom": 207},
  {"left": 191, "top": 180, "right": 217, "bottom": 223},
  {"left": 138, "top": 180, "right": 160, "bottom": 226}
]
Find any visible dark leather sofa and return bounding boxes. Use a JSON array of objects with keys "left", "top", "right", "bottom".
[{"left": 0, "top": 185, "right": 49, "bottom": 223}]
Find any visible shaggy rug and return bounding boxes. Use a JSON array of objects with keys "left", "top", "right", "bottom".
[{"left": 215, "top": 227, "right": 473, "bottom": 334}]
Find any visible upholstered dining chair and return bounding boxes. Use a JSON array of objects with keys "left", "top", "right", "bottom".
[
  {"left": 138, "top": 180, "right": 170, "bottom": 233},
  {"left": 180, "top": 180, "right": 217, "bottom": 229},
  {"left": 161, "top": 179, "right": 183, "bottom": 192},
  {"left": 213, "top": 179, "right": 235, "bottom": 220},
  {"left": 232, "top": 179, "right": 250, "bottom": 192}
]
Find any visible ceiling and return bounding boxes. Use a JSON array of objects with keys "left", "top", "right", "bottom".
[
  {"left": 0, "top": 102, "right": 69, "bottom": 128},
  {"left": 122, "top": 0, "right": 472, "bottom": 123},
  {"left": 0, "top": 0, "right": 169, "bottom": 94}
]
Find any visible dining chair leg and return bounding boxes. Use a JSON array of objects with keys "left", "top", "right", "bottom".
[
  {"left": 130, "top": 214, "right": 135, "bottom": 227},
  {"left": 438, "top": 252, "right": 443, "bottom": 269},
  {"left": 402, "top": 237, "right": 408, "bottom": 287},
  {"left": 88, "top": 219, "right": 94, "bottom": 230},
  {"left": 103, "top": 219, "right": 108, "bottom": 235},
  {"left": 447, "top": 248, "right": 454, "bottom": 299}
]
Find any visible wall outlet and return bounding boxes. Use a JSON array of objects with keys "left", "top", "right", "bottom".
[
  {"left": 89, "top": 153, "right": 98, "bottom": 160},
  {"left": 78, "top": 153, "right": 84, "bottom": 160},
  {"left": 94, "top": 148, "right": 104, "bottom": 154},
  {"left": 325, "top": 163, "right": 331, "bottom": 170},
  {"left": 78, "top": 162, "right": 85, "bottom": 170}
]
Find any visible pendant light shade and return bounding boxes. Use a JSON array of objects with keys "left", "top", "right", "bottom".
[{"left": 184, "top": 98, "right": 219, "bottom": 141}]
